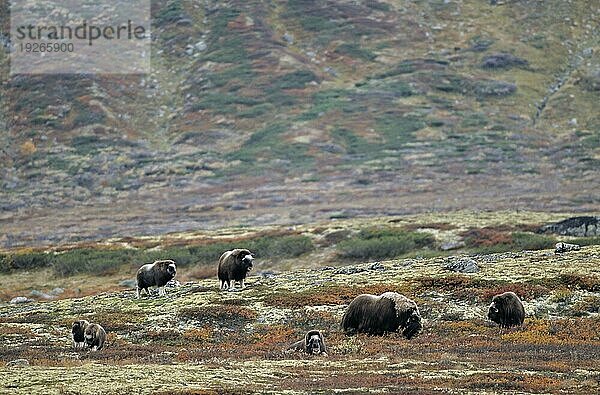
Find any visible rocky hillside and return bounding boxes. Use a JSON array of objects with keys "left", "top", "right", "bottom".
[
  {"left": 0, "top": 242, "right": 599, "bottom": 394},
  {"left": 1, "top": 0, "right": 599, "bottom": 248}
]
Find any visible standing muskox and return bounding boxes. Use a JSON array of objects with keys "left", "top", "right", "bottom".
[
  {"left": 218, "top": 249, "right": 254, "bottom": 290},
  {"left": 72, "top": 320, "right": 90, "bottom": 350},
  {"left": 288, "top": 330, "right": 328, "bottom": 356},
  {"left": 84, "top": 323, "right": 107, "bottom": 351},
  {"left": 136, "top": 259, "right": 177, "bottom": 299},
  {"left": 487, "top": 291, "right": 525, "bottom": 328},
  {"left": 342, "top": 292, "right": 423, "bottom": 338}
]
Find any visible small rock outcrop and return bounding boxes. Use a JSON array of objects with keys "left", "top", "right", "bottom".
[
  {"left": 540, "top": 216, "right": 600, "bottom": 237},
  {"left": 481, "top": 53, "right": 528, "bottom": 69},
  {"left": 444, "top": 257, "right": 479, "bottom": 273}
]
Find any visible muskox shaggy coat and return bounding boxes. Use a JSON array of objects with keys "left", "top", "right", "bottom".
[
  {"left": 342, "top": 292, "right": 423, "bottom": 338},
  {"left": 218, "top": 249, "right": 254, "bottom": 290},
  {"left": 136, "top": 260, "right": 177, "bottom": 299},
  {"left": 288, "top": 330, "right": 328, "bottom": 356},
  {"left": 487, "top": 291, "right": 525, "bottom": 328},
  {"left": 72, "top": 320, "right": 90, "bottom": 350},
  {"left": 84, "top": 323, "right": 107, "bottom": 351}
]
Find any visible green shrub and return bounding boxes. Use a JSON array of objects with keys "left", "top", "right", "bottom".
[
  {"left": 51, "top": 248, "right": 137, "bottom": 277},
  {"left": 569, "top": 236, "right": 600, "bottom": 247},
  {"left": 510, "top": 232, "right": 555, "bottom": 250},
  {"left": 334, "top": 43, "right": 376, "bottom": 61},
  {"left": 337, "top": 227, "right": 435, "bottom": 260},
  {"left": 0, "top": 252, "right": 52, "bottom": 272}
]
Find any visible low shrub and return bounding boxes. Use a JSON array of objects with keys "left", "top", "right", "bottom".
[{"left": 336, "top": 227, "right": 434, "bottom": 260}]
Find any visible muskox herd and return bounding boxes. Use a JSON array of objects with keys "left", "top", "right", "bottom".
[{"left": 72, "top": 249, "right": 526, "bottom": 354}]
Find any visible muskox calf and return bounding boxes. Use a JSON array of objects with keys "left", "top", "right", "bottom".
[
  {"left": 218, "top": 249, "right": 254, "bottom": 290},
  {"left": 84, "top": 323, "right": 107, "bottom": 351},
  {"left": 342, "top": 292, "right": 423, "bottom": 338},
  {"left": 72, "top": 320, "right": 90, "bottom": 350},
  {"left": 136, "top": 259, "right": 177, "bottom": 299},
  {"left": 487, "top": 291, "right": 525, "bottom": 328},
  {"left": 288, "top": 330, "right": 328, "bottom": 356}
]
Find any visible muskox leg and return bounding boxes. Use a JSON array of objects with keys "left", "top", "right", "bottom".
[
  {"left": 240, "top": 279, "right": 245, "bottom": 289},
  {"left": 136, "top": 287, "right": 141, "bottom": 299},
  {"left": 159, "top": 286, "right": 165, "bottom": 296}
]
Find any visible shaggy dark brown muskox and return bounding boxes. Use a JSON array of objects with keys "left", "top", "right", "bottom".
[
  {"left": 342, "top": 292, "right": 422, "bottom": 338},
  {"left": 84, "top": 323, "right": 107, "bottom": 351},
  {"left": 136, "top": 259, "right": 177, "bottom": 299},
  {"left": 487, "top": 291, "right": 525, "bottom": 328},
  {"left": 72, "top": 320, "right": 90, "bottom": 350},
  {"left": 288, "top": 330, "right": 328, "bottom": 356},
  {"left": 218, "top": 249, "right": 254, "bottom": 290}
]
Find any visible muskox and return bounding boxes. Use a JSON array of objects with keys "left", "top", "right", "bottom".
[
  {"left": 487, "top": 291, "right": 525, "bottom": 328},
  {"left": 288, "top": 330, "right": 328, "bottom": 356},
  {"left": 136, "top": 259, "right": 177, "bottom": 299},
  {"left": 218, "top": 249, "right": 254, "bottom": 290},
  {"left": 72, "top": 320, "right": 90, "bottom": 350},
  {"left": 342, "top": 292, "right": 422, "bottom": 338},
  {"left": 84, "top": 323, "right": 107, "bottom": 351}
]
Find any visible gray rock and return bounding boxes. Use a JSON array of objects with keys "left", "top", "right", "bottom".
[
  {"left": 30, "top": 290, "right": 55, "bottom": 300},
  {"left": 369, "top": 262, "right": 385, "bottom": 271},
  {"left": 119, "top": 279, "right": 137, "bottom": 289},
  {"left": 481, "top": 53, "right": 528, "bottom": 69},
  {"left": 7, "top": 359, "right": 29, "bottom": 367},
  {"left": 444, "top": 257, "right": 479, "bottom": 273},
  {"left": 440, "top": 240, "right": 466, "bottom": 251},
  {"left": 541, "top": 216, "right": 600, "bottom": 237},
  {"left": 195, "top": 41, "right": 207, "bottom": 51},
  {"left": 49, "top": 287, "right": 65, "bottom": 295},
  {"left": 166, "top": 279, "right": 181, "bottom": 288},
  {"left": 282, "top": 32, "right": 294, "bottom": 44},
  {"left": 555, "top": 242, "right": 581, "bottom": 254},
  {"left": 10, "top": 296, "right": 33, "bottom": 304}
]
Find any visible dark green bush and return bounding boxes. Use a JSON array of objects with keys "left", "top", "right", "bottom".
[
  {"left": 0, "top": 252, "right": 51, "bottom": 272},
  {"left": 51, "top": 248, "right": 137, "bottom": 277},
  {"left": 569, "top": 236, "right": 600, "bottom": 247},
  {"left": 337, "top": 227, "right": 435, "bottom": 260}
]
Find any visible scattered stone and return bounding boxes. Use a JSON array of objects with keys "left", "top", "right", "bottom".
[
  {"left": 540, "top": 216, "right": 600, "bottom": 237},
  {"left": 166, "top": 279, "right": 181, "bottom": 288},
  {"left": 440, "top": 240, "right": 466, "bottom": 251},
  {"left": 335, "top": 266, "right": 366, "bottom": 275},
  {"left": 369, "top": 262, "right": 385, "bottom": 271},
  {"left": 444, "top": 257, "right": 479, "bottom": 273},
  {"left": 555, "top": 242, "right": 581, "bottom": 254},
  {"left": 119, "top": 279, "right": 137, "bottom": 289},
  {"left": 10, "top": 296, "right": 33, "bottom": 304},
  {"left": 282, "top": 32, "right": 294, "bottom": 44},
  {"left": 481, "top": 53, "right": 528, "bottom": 69},
  {"left": 7, "top": 359, "right": 29, "bottom": 367},
  {"left": 49, "top": 287, "right": 64, "bottom": 295},
  {"left": 258, "top": 270, "right": 277, "bottom": 278},
  {"left": 30, "top": 290, "right": 55, "bottom": 300},
  {"left": 195, "top": 41, "right": 207, "bottom": 51}
]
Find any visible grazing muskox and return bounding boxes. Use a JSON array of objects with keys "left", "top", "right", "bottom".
[
  {"left": 218, "top": 249, "right": 254, "bottom": 290},
  {"left": 136, "top": 259, "right": 177, "bottom": 299},
  {"left": 72, "top": 320, "right": 90, "bottom": 350},
  {"left": 487, "top": 291, "right": 525, "bottom": 328},
  {"left": 84, "top": 323, "right": 107, "bottom": 351},
  {"left": 288, "top": 330, "right": 328, "bottom": 356},
  {"left": 342, "top": 292, "right": 423, "bottom": 338}
]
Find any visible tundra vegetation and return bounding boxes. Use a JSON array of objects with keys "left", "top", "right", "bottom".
[{"left": 0, "top": 212, "right": 599, "bottom": 393}]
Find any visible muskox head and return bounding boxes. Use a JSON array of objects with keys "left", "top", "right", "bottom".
[
  {"left": 156, "top": 259, "right": 177, "bottom": 278},
  {"left": 72, "top": 320, "right": 89, "bottom": 341},
  {"left": 399, "top": 306, "right": 423, "bottom": 340},
  {"left": 236, "top": 250, "right": 254, "bottom": 272},
  {"left": 487, "top": 291, "right": 525, "bottom": 328},
  {"left": 305, "top": 330, "right": 327, "bottom": 355}
]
